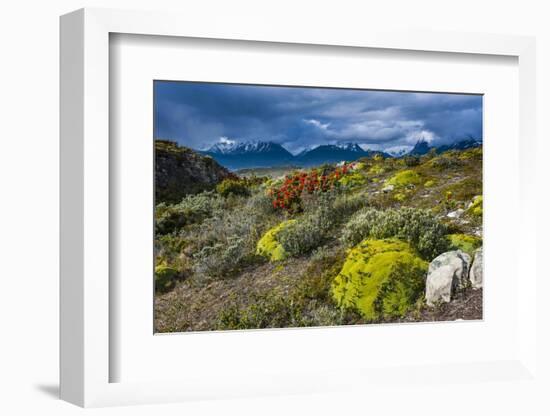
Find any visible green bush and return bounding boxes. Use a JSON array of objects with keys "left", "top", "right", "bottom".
[
  {"left": 216, "top": 178, "right": 250, "bottom": 197},
  {"left": 277, "top": 214, "right": 329, "bottom": 257},
  {"left": 216, "top": 248, "right": 351, "bottom": 330},
  {"left": 278, "top": 193, "right": 367, "bottom": 257},
  {"left": 331, "top": 239, "right": 428, "bottom": 320},
  {"left": 341, "top": 207, "right": 449, "bottom": 260},
  {"left": 155, "top": 264, "right": 180, "bottom": 293},
  {"left": 155, "top": 192, "right": 223, "bottom": 235}
]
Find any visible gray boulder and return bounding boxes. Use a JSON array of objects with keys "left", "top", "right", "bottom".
[
  {"left": 446, "top": 209, "right": 465, "bottom": 219},
  {"left": 469, "top": 248, "right": 483, "bottom": 289},
  {"left": 425, "top": 250, "right": 471, "bottom": 306}
]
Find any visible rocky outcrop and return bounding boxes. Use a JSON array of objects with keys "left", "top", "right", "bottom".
[
  {"left": 155, "top": 140, "right": 235, "bottom": 204},
  {"left": 425, "top": 250, "right": 471, "bottom": 306},
  {"left": 469, "top": 248, "right": 483, "bottom": 289}
]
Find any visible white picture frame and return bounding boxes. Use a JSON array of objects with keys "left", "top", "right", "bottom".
[{"left": 60, "top": 7, "right": 539, "bottom": 408}]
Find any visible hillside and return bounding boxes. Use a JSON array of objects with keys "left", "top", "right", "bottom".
[
  {"left": 154, "top": 146, "right": 483, "bottom": 332},
  {"left": 155, "top": 140, "right": 235, "bottom": 204}
]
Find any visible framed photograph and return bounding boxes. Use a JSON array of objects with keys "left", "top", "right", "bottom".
[{"left": 60, "top": 8, "right": 539, "bottom": 408}]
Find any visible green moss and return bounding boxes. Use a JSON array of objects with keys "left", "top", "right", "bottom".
[
  {"left": 339, "top": 172, "right": 367, "bottom": 188},
  {"left": 353, "top": 162, "right": 367, "bottom": 171},
  {"left": 331, "top": 239, "right": 428, "bottom": 321},
  {"left": 467, "top": 195, "right": 483, "bottom": 217},
  {"left": 448, "top": 233, "right": 481, "bottom": 255},
  {"left": 256, "top": 220, "right": 297, "bottom": 261},
  {"left": 369, "top": 164, "right": 385, "bottom": 175},
  {"left": 155, "top": 264, "right": 179, "bottom": 293},
  {"left": 394, "top": 192, "right": 407, "bottom": 202},
  {"left": 424, "top": 179, "right": 436, "bottom": 187},
  {"left": 385, "top": 169, "right": 421, "bottom": 188}
]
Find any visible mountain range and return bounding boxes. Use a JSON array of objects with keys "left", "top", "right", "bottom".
[{"left": 200, "top": 139, "right": 481, "bottom": 170}]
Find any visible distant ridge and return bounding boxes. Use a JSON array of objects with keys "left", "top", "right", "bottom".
[
  {"left": 407, "top": 139, "right": 482, "bottom": 157},
  {"left": 196, "top": 138, "right": 482, "bottom": 170}
]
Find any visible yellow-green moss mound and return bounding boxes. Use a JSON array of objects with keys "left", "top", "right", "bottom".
[
  {"left": 467, "top": 195, "right": 483, "bottom": 217},
  {"left": 331, "top": 239, "right": 428, "bottom": 320},
  {"left": 448, "top": 233, "right": 481, "bottom": 255},
  {"left": 339, "top": 172, "right": 367, "bottom": 188},
  {"left": 385, "top": 170, "right": 421, "bottom": 188},
  {"left": 256, "top": 220, "right": 297, "bottom": 261}
]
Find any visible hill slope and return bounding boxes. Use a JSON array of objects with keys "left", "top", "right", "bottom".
[{"left": 155, "top": 140, "right": 234, "bottom": 204}]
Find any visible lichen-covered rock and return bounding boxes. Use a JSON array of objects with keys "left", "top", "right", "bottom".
[
  {"left": 256, "top": 220, "right": 297, "bottom": 261},
  {"left": 469, "top": 248, "right": 483, "bottom": 289},
  {"left": 446, "top": 209, "right": 464, "bottom": 219},
  {"left": 331, "top": 239, "right": 428, "bottom": 321},
  {"left": 425, "top": 250, "right": 471, "bottom": 306}
]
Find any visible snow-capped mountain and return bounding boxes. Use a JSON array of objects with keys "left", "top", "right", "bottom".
[
  {"left": 296, "top": 143, "right": 389, "bottom": 167},
  {"left": 407, "top": 139, "right": 482, "bottom": 157},
  {"left": 203, "top": 140, "right": 294, "bottom": 170}
]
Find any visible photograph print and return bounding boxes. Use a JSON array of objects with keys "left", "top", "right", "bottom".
[{"left": 154, "top": 81, "right": 483, "bottom": 333}]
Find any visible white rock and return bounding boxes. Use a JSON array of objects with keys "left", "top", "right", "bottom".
[
  {"left": 446, "top": 209, "right": 465, "bottom": 219},
  {"left": 425, "top": 250, "right": 471, "bottom": 306},
  {"left": 382, "top": 184, "right": 394, "bottom": 192},
  {"left": 469, "top": 248, "right": 483, "bottom": 289}
]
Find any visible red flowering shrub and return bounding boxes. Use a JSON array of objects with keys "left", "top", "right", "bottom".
[{"left": 268, "top": 163, "right": 355, "bottom": 212}]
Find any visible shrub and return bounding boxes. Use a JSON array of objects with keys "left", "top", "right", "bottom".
[
  {"left": 369, "top": 164, "right": 385, "bottom": 175},
  {"left": 216, "top": 178, "right": 250, "bottom": 197},
  {"left": 155, "top": 264, "right": 180, "bottom": 293},
  {"left": 424, "top": 179, "right": 436, "bottom": 188},
  {"left": 267, "top": 163, "right": 356, "bottom": 212},
  {"left": 256, "top": 220, "right": 297, "bottom": 261},
  {"left": 331, "top": 239, "right": 428, "bottom": 320},
  {"left": 277, "top": 214, "right": 329, "bottom": 257},
  {"left": 189, "top": 198, "right": 282, "bottom": 281},
  {"left": 448, "top": 233, "right": 482, "bottom": 255},
  {"left": 216, "top": 247, "right": 351, "bottom": 330},
  {"left": 385, "top": 169, "right": 421, "bottom": 188},
  {"left": 278, "top": 193, "right": 368, "bottom": 257},
  {"left": 216, "top": 290, "right": 307, "bottom": 330},
  {"left": 403, "top": 156, "right": 421, "bottom": 167},
  {"left": 155, "top": 192, "right": 223, "bottom": 235},
  {"left": 338, "top": 171, "right": 367, "bottom": 188},
  {"left": 341, "top": 207, "right": 449, "bottom": 260}
]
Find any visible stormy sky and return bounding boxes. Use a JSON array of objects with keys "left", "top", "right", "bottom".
[{"left": 154, "top": 81, "right": 483, "bottom": 155}]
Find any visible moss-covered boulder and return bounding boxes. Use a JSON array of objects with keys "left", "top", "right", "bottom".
[
  {"left": 331, "top": 239, "right": 428, "bottom": 321},
  {"left": 385, "top": 169, "right": 421, "bottom": 188},
  {"left": 256, "top": 220, "right": 297, "bottom": 261},
  {"left": 448, "top": 233, "right": 482, "bottom": 256}
]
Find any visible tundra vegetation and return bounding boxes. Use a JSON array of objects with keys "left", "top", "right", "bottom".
[{"left": 154, "top": 141, "right": 483, "bottom": 332}]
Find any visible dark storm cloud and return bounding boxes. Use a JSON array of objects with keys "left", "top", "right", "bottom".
[{"left": 154, "top": 81, "right": 482, "bottom": 154}]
